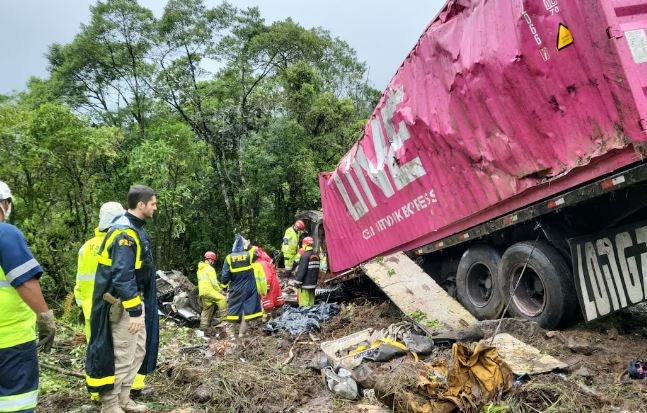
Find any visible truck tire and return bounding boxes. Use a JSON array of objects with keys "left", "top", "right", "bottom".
[
  {"left": 498, "top": 241, "right": 578, "bottom": 329},
  {"left": 456, "top": 245, "right": 504, "bottom": 320}
]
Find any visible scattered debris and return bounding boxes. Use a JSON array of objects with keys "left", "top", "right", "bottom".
[
  {"left": 264, "top": 303, "right": 341, "bottom": 335},
  {"left": 156, "top": 270, "right": 201, "bottom": 324},
  {"left": 323, "top": 366, "right": 359, "bottom": 400}
]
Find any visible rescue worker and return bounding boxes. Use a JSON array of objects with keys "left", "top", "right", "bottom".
[
  {"left": 75, "top": 202, "right": 125, "bottom": 340},
  {"left": 256, "top": 248, "right": 284, "bottom": 319},
  {"left": 281, "top": 219, "right": 305, "bottom": 277},
  {"left": 74, "top": 202, "right": 127, "bottom": 402},
  {"left": 0, "top": 180, "right": 56, "bottom": 413},
  {"left": 86, "top": 185, "right": 159, "bottom": 413},
  {"left": 293, "top": 237, "right": 320, "bottom": 307},
  {"left": 197, "top": 251, "right": 227, "bottom": 330},
  {"left": 221, "top": 235, "right": 264, "bottom": 337}
]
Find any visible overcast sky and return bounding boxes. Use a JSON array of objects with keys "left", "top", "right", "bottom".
[{"left": 0, "top": 0, "right": 446, "bottom": 95}]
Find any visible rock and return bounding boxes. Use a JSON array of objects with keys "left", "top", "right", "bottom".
[
  {"left": 567, "top": 338, "right": 597, "bottom": 356},
  {"left": 177, "top": 366, "right": 205, "bottom": 383},
  {"left": 574, "top": 366, "right": 592, "bottom": 377},
  {"left": 192, "top": 384, "right": 211, "bottom": 403},
  {"left": 546, "top": 331, "right": 560, "bottom": 338},
  {"left": 606, "top": 328, "right": 618, "bottom": 340}
]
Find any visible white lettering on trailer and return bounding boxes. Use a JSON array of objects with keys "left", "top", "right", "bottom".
[
  {"left": 522, "top": 5, "right": 543, "bottom": 46},
  {"left": 636, "top": 227, "right": 647, "bottom": 298},
  {"left": 335, "top": 87, "right": 428, "bottom": 221},
  {"left": 572, "top": 223, "right": 647, "bottom": 322},
  {"left": 595, "top": 238, "right": 624, "bottom": 310},
  {"left": 361, "top": 188, "right": 436, "bottom": 239},
  {"left": 576, "top": 244, "right": 598, "bottom": 322},
  {"left": 584, "top": 241, "right": 611, "bottom": 317},
  {"left": 616, "top": 232, "right": 644, "bottom": 304},
  {"left": 542, "top": 0, "right": 559, "bottom": 15},
  {"left": 333, "top": 165, "right": 367, "bottom": 221}
]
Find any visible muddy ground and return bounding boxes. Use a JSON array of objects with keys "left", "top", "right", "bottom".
[{"left": 38, "top": 296, "right": 647, "bottom": 413}]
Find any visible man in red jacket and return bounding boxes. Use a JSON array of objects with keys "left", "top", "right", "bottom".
[{"left": 256, "top": 248, "right": 284, "bottom": 318}]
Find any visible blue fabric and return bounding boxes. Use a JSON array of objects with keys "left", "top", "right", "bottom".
[
  {"left": 221, "top": 236, "right": 261, "bottom": 321},
  {"left": 231, "top": 234, "right": 247, "bottom": 253},
  {"left": 0, "top": 340, "right": 38, "bottom": 409},
  {"left": 86, "top": 212, "right": 159, "bottom": 394},
  {"left": 0, "top": 223, "right": 42, "bottom": 287}
]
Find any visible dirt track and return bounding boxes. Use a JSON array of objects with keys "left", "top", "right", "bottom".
[{"left": 38, "top": 299, "right": 647, "bottom": 412}]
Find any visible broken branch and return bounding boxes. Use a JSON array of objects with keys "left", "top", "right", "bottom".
[{"left": 41, "top": 362, "right": 85, "bottom": 378}]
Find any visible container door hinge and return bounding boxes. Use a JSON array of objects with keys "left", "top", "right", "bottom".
[{"left": 606, "top": 27, "right": 624, "bottom": 39}]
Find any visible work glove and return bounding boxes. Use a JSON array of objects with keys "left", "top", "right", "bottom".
[{"left": 37, "top": 310, "right": 56, "bottom": 352}]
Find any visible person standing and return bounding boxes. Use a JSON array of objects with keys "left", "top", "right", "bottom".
[
  {"left": 85, "top": 185, "right": 159, "bottom": 413},
  {"left": 74, "top": 202, "right": 125, "bottom": 341},
  {"left": 197, "top": 251, "right": 227, "bottom": 330},
  {"left": 0, "top": 180, "right": 56, "bottom": 413},
  {"left": 293, "top": 237, "right": 320, "bottom": 307},
  {"left": 281, "top": 220, "right": 305, "bottom": 277},
  {"left": 221, "top": 235, "right": 263, "bottom": 337}
]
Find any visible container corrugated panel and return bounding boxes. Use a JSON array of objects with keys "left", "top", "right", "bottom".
[{"left": 320, "top": 0, "right": 647, "bottom": 272}]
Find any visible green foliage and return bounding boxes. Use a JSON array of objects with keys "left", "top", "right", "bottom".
[
  {"left": 483, "top": 403, "right": 509, "bottom": 413},
  {"left": 2, "top": 0, "right": 379, "bottom": 307},
  {"left": 408, "top": 310, "right": 440, "bottom": 328},
  {"left": 409, "top": 310, "right": 427, "bottom": 322}
]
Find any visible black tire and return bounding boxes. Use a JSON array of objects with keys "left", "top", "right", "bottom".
[
  {"left": 497, "top": 241, "right": 579, "bottom": 329},
  {"left": 456, "top": 245, "right": 504, "bottom": 319}
]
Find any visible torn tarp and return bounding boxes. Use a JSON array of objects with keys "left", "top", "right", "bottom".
[{"left": 264, "top": 303, "right": 341, "bottom": 335}]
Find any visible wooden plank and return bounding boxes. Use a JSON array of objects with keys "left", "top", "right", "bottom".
[
  {"left": 486, "top": 333, "right": 568, "bottom": 375},
  {"left": 361, "top": 252, "right": 477, "bottom": 331}
]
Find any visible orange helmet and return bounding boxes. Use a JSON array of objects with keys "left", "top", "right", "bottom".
[
  {"left": 204, "top": 251, "right": 217, "bottom": 261},
  {"left": 302, "top": 236, "right": 314, "bottom": 247},
  {"left": 294, "top": 220, "right": 305, "bottom": 231}
]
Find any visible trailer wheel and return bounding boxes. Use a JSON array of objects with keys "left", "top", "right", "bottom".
[
  {"left": 456, "top": 245, "right": 504, "bottom": 319},
  {"left": 498, "top": 241, "right": 578, "bottom": 329}
]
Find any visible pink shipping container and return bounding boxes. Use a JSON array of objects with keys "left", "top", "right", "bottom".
[
  {"left": 319, "top": 0, "right": 647, "bottom": 328},
  {"left": 321, "top": 0, "right": 647, "bottom": 270}
]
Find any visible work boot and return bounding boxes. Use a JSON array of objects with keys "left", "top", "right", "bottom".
[
  {"left": 224, "top": 322, "right": 236, "bottom": 339},
  {"left": 100, "top": 400, "right": 125, "bottom": 413},
  {"left": 238, "top": 317, "right": 248, "bottom": 338},
  {"left": 120, "top": 397, "right": 148, "bottom": 413}
]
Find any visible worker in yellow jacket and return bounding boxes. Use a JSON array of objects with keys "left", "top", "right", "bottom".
[
  {"left": 281, "top": 219, "right": 305, "bottom": 276},
  {"left": 74, "top": 202, "right": 125, "bottom": 340},
  {"left": 197, "top": 251, "right": 227, "bottom": 330}
]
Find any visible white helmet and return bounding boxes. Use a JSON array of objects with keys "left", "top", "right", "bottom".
[
  {"left": 0, "top": 181, "right": 13, "bottom": 221},
  {"left": 98, "top": 202, "right": 125, "bottom": 231},
  {"left": 0, "top": 181, "right": 11, "bottom": 201}
]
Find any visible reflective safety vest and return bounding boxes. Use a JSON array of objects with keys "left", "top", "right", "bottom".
[
  {"left": 197, "top": 261, "right": 224, "bottom": 300},
  {"left": 252, "top": 261, "right": 268, "bottom": 296},
  {"left": 74, "top": 228, "right": 106, "bottom": 339},
  {"left": 95, "top": 227, "right": 143, "bottom": 312},
  {"left": 0, "top": 389, "right": 38, "bottom": 412},
  {"left": 281, "top": 226, "right": 301, "bottom": 268},
  {"left": 226, "top": 247, "right": 256, "bottom": 273},
  {"left": 0, "top": 265, "right": 36, "bottom": 350}
]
